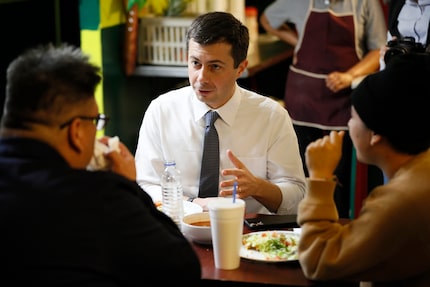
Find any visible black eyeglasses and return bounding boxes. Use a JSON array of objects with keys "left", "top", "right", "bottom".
[{"left": 59, "top": 113, "right": 109, "bottom": 131}]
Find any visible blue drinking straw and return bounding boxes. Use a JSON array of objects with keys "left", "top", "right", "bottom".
[{"left": 233, "top": 181, "right": 237, "bottom": 203}]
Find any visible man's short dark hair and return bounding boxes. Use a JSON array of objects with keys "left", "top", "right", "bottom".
[
  {"left": 186, "top": 11, "right": 249, "bottom": 68},
  {"left": 2, "top": 43, "right": 101, "bottom": 130}
]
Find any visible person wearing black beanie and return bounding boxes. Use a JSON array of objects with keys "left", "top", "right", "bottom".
[
  {"left": 352, "top": 52, "right": 430, "bottom": 155},
  {"left": 296, "top": 52, "right": 430, "bottom": 287}
]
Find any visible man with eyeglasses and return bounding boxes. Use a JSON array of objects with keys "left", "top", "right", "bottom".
[
  {"left": 0, "top": 44, "right": 201, "bottom": 285},
  {"left": 59, "top": 113, "right": 109, "bottom": 131}
]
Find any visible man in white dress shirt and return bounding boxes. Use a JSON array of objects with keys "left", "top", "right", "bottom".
[{"left": 135, "top": 11, "right": 306, "bottom": 215}]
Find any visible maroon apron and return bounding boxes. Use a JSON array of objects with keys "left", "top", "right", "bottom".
[{"left": 284, "top": 7, "right": 359, "bottom": 128}]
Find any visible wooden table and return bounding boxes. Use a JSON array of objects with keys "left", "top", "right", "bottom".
[{"left": 190, "top": 214, "right": 358, "bottom": 287}]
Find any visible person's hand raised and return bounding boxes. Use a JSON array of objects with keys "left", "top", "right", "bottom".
[
  {"left": 100, "top": 137, "right": 136, "bottom": 181},
  {"left": 305, "top": 131, "right": 345, "bottom": 180},
  {"left": 193, "top": 149, "right": 259, "bottom": 211},
  {"left": 219, "top": 149, "right": 261, "bottom": 199}
]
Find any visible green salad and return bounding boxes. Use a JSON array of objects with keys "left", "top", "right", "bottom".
[{"left": 242, "top": 231, "right": 299, "bottom": 260}]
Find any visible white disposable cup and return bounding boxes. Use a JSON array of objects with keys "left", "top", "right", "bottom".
[{"left": 208, "top": 198, "right": 245, "bottom": 270}]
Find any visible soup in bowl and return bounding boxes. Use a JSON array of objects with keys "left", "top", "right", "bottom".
[{"left": 181, "top": 212, "right": 212, "bottom": 245}]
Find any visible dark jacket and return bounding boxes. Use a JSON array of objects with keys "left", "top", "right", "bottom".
[{"left": 0, "top": 137, "right": 201, "bottom": 286}]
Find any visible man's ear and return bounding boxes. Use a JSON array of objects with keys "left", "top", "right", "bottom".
[
  {"left": 236, "top": 59, "right": 248, "bottom": 78},
  {"left": 67, "top": 119, "right": 85, "bottom": 153},
  {"left": 370, "top": 132, "right": 382, "bottom": 146}
]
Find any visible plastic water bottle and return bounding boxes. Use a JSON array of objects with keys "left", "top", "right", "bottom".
[{"left": 161, "top": 160, "right": 184, "bottom": 228}]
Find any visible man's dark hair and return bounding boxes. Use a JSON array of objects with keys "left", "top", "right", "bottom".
[
  {"left": 186, "top": 11, "right": 249, "bottom": 68},
  {"left": 2, "top": 43, "right": 101, "bottom": 130}
]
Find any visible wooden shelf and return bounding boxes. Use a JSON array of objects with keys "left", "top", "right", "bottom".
[{"left": 133, "top": 34, "right": 294, "bottom": 79}]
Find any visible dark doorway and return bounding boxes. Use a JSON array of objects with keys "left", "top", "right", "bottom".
[{"left": 0, "top": 0, "right": 80, "bottom": 119}]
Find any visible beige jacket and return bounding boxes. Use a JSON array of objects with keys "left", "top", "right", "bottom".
[{"left": 298, "top": 150, "right": 430, "bottom": 287}]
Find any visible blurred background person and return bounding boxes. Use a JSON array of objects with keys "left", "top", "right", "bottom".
[
  {"left": 260, "top": 0, "right": 387, "bottom": 218},
  {"left": 380, "top": 0, "right": 430, "bottom": 68},
  {"left": 387, "top": 0, "right": 430, "bottom": 45}
]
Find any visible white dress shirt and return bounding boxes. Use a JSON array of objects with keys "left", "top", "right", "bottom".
[
  {"left": 135, "top": 84, "right": 306, "bottom": 214},
  {"left": 388, "top": 0, "right": 430, "bottom": 44}
]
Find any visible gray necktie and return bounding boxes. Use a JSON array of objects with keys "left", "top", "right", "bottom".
[{"left": 198, "top": 111, "right": 220, "bottom": 197}]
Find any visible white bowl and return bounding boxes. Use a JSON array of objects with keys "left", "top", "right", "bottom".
[{"left": 181, "top": 212, "right": 212, "bottom": 245}]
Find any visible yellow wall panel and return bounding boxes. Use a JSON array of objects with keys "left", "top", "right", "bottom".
[
  {"left": 80, "top": 29, "right": 105, "bottom": 136},
  {"left": 100, "top": 0, "right": 126, "bottom": 29}
]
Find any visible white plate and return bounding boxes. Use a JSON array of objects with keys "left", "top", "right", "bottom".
[
  {"left": 183, "top": 200, "right": 203, "bottom": 216},
  {"left": 240, "top": 230, "right": 300, "bottom": 262},
  {"left": 293, "top": 227, "right": 302, "bottom": 235},
  {"left": 155, "top": 200, "right": 202, "bottom": 216}
]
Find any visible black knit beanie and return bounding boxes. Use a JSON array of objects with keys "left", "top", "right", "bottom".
[{"left": 351, "top": 53, "right": 430, "bottom": 145}]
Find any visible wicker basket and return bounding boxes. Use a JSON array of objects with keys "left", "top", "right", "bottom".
[{"left": 138, "top": 17, "right": 194, "bottom": 66}]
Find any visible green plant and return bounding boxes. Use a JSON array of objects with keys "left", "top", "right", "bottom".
[{"left": 125, "top": 0, "right": 147, "bottom": 11}]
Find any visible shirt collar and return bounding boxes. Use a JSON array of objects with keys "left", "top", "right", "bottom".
[{"left": 192, "top": 83, "right": 241, "bottom": 127}]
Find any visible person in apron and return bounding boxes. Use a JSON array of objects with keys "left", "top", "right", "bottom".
[{"left": 261, "top": 0, "right": 387, "bottom": 218}]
